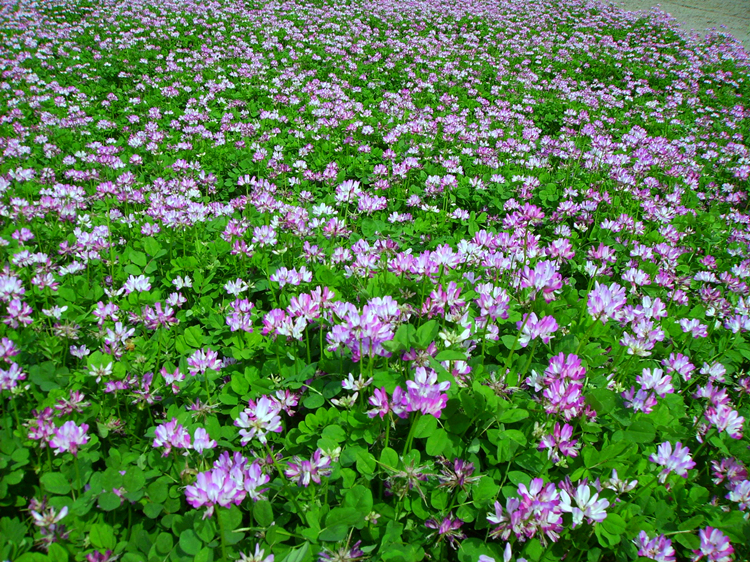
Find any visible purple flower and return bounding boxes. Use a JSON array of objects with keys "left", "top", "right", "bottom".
[
  {"left": 622, "top": 387, "right": 658, "bottom": 414},
  {"left": 517, "top": 312, "right": 559, "bottom": 347},
  {"left": 318, "top": 540, "right": 365, "bottom": 562},
  {"left": 122, "top": 274, "right": 151, "bottom": 294},
  {"left": 234, "top": 395, "right": 283, "bottom": 445},
  {"left": 559, "top": 483, "right": 609, "bottom": 528},
  {"left": 50, "top": 421, "right": 89, "bottom": 456},
  {"left": 538, "top": 423, "right": 580, "bottom": 463},
  {"left": 185, "top": 455, "right": 269, "bottom": 519},
  {"left": 637, "top": 368, "right": 674, "bottom": 397},
  {"left": 193, "top": 428, "right": 217, "bottom": 454},
  {"left": 405, "top": 366, "right": 450, "bottom": 418},
  {"left": 487, "top": 478, "right": 563, "bottom": 544},
  {"left": 437, "top": 458, "right": 481, "bottom": 491},
  {"left": 239, "top": 545, "right": 274, "bottom": 562},
  {"left": 152, "top": 418, "right": 191, "bottom": 456},
  {"left": 425, "top": 512, "right": 466, "bottom": 549},
  {"left": 727, "top": 479, "right": 750, "bottom": 510},
  {"left": 705, "top": 405, "right": 744, "bottom": 439},
  {"left": 367, "top": 387, "right": 390, "bottom": 419},
  {"left": 285, "top": 449, "right": 332, "bottom": 487},
  {"left": 649, "top": 441, "right": 696, "bottom": 483},
  {"left": 691, "top": 527, "right": 734, "bottom": 562},
  {"left": 187, "top": 347, "right": 223, "bottom": 376},
  {"left": 587, "top": 281, "right": 626, "bottom": 323},
  {"left": 633, "top": 531, "right": 675, "bottom": 562}
]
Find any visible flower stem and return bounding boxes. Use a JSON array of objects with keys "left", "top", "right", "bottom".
[
  {"left": 216, "top": 508, "right": 228, "bottom": 561},
  {"left": 402, "top": 413, "right": 419, "bottom": 456}
]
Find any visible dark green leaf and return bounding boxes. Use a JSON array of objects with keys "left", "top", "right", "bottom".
[
  {"left": 254, "top": 500, "right": 274, "bottom": 527},
  {"left": 179, "top": 529, "right": 202, "bottom": 556},
  {"left": 89, "top": 523, "right": 116, "bottom": 550},
  {"left": 40, "top": 472, "right": 70, "bottom": 495}
]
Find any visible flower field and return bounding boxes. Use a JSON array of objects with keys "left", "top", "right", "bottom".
[{"left": 1, "top": 0, "right": 750, "bottom": 560}]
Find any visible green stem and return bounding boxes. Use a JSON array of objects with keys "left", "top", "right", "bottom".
[
  {"left": 402, "top": 413, "right": 419, "bottom": 456},
  {"left": 73, "top": 456, "right": 81, "bottom": 500},
  {"left": 521, "top": 339, "right": 540, "bottom": 376},
  {"left": 504, "top": 311, "right": 531, "bottom": 374},
  {"left": 216, "top": 508, "right": 228, "bottom": 561}
]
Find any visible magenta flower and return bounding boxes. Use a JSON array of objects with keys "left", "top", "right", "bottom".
[
  {"left": 50, "top": 421, "right": 89, "bottom": 456},
  {"left": 559, "top": 483, "right": 609, "bottom": 528},
  {"left": 727, "top": 480, "right": 750, "bottom": 510},
  {"left": 538, "top": 423, "right": 580, "bottom": 462},
  {"left": 405, "top": 366, "right": 450, "bottom": 418},
  {"left": 367, "top": 387, "right": 390, "bottom": 419},
  {"left": 285, "top": 449, "right": 332, "bottom": 487},
  {"left": 517, "top": 312, "right": 559, "bottom": 347},
  {"left": 487, "top": 478, "right": 563, "bottom": 544},
  {"left": 193, "top": 428, "right": 217, "bottom": 454},
  {"left": 187, "top": 347, "right": 222, "bottom": 376},
  {"left": 152, "top": 418, "right": 191, "bottom": 456},
  {"left": 649, "top": 441, "right": 696, "bottom": 483},
  {"left": 185, "top": 454, "right": 269, "bottom": 519},
  {"left": 691, "top": 527, "right": 734, "bottom": 562},
  {"left": 633, "top": 531, "right": 675, "bottom": 562},
  {"left": 425, "top": 512, "right": 466, "bottom": 549},
  {"left": 234, "top": 395, "right": 283, "bottom": 445},
  {"left": 587, "top": 281, "right": 626, "bottom": 323}
]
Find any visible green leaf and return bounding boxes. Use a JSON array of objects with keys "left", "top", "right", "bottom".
[
  {"left": 123, "top": 467, "right": 145, "bottom": 493},
  {"left": 128, "top": 249, "right": 147, "bottom": 267},
  {"left": 496, "top": 408, "right": 529, "bottom": 423},
  {"left": 392, "top": 324, "right": 417, "bottom": 351},
  {"left": 321, "top": 424, "right": 347, "bottom": 443},
  {"left": 254, "top": 500, "right": 274, "bottom": 527},
  {"left": 674, "top": 533, "right": 700, "bottom": 550},
  {"left": 40, "top": 472, "right": 70, "bottom": 495},
  {"left": 601, "top": 513, "right": 627, "bottom": 536},
  {"left": 281, "top": 542, "right": 311, "bottom": 562},
  {"left": 98, "top": 492, "right": 121, "bottom": 511},
  {"left": 147, "top": 478, "right": 169, "bottom": 503},
  {"left": 415, "top": 320, "right": 439, "bottom": 348},
  {"left": 143, "top": 502, "right": 163, "bottom": 519},
  {"left": 413, "top": 415, "right": 437, "bottom": 439},
  {"left": 425, "top": 428, "right": 449, "bottom": 456},
  {"left": 435, "top": 349, "right": 466, "bottom": 361},
  {"left": 473, "top": 476, "right": 499, "bottom": 503},
  {"left": 501, "top": 335, "right": 518, "bottom": 350},
  {"left": 343, "top": 485, "right": 373, "bottom": 517},
  {"left": 155, "top": 532, "right": 174, "bottom": 555},
  {"left": 89, "top": 523, "right": 116, "bottom": 550},
  {"left": 183, "top": 326, "right": 204, "bottom": 348},
  {"left": 587, "top": 388, "right": 617, "bottom": 414},
  {"left": 303, "top": 393, "right": 325, "bottom": 409},
  {"left": 47, "top": 544, "right": 69, "bottom": 562},
  {"left": 623, "top": 420, "right": 655, "bottom": 443},
  {"left": 179, "top": 529, "right": 203, "bottom": 556},
  {"left": 380, "top": 447, "right": 399, "bottom": 470},
  {"left": 355, "top": 450, "right": 376, "bottom": 477},
  {"left": 326, "top": 507, "right": 364, "bottom": 529},
  {"left": 678, "top": 514, "right": 704, "bottom": 531}
]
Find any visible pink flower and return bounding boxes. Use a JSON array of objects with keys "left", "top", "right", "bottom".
[
  {"left": 559, "top": 483, "right": 609, "bottom": 528},
  {"left": 587, "top": 281, "right": 626, "bottom": 323},
  {"left": 153, "top": 418, "right": 191, "bottom": 456},
  {"left": 193, "top": 428, "right": 217, "bottom": 454},
  {"left": 187, "top": 348, "right": 222, "bottom": 376},
  {"left": 691, "top": 527, "right": 733, "bottom": 562},
  {"left": 633, "top": 531, "right": 675, "bottom": 562},
  {"left": 50, "top": 421, "right": 89, "bottom": 456},
  {"left": 650, "top": 441, "right": 696, "bottom": 483},
  {"left": 285, "top": 449, "right": 332, "bottom": 487}
]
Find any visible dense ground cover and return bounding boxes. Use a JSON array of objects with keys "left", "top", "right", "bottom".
[{"left": 1, "top": 0, "right": 750, "bottom": 560}]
